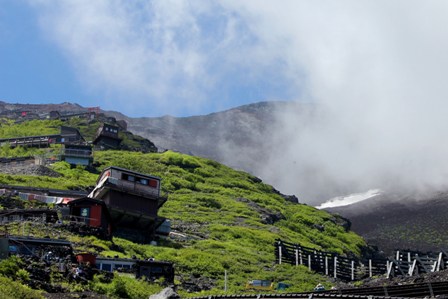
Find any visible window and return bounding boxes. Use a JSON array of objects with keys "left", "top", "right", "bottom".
[
  {"left": 80, "top": 208, "right": 90, "bottom": 217},
  {"left": 101, "top": 263, "right": 112, "bottom": 271},
  {"left": 122, "top": 173, "right": 135, "bottom": 182},
  {"left": 149, "top": 180, "right": 158, "bottom": 188},
  {"left": 151, "top": 266, "right": 163, "bottom": 273},
  {"left": 138, "top": 178, "right": 148, "bottom": 185}
]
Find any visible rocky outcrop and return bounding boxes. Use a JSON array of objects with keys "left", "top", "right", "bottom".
[{"left": 236, "top": 197, "right": 286, "bottom": 225}]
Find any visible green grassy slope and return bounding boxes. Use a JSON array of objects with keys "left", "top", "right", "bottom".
[
  {"left": 94, "top": 150, "right": 366, "bottom": 292},
  {"left": 0, "top": 119, "right": 366, "bottom": 296}
]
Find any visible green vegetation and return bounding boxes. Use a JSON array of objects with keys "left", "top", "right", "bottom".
[
  {"left": 0, "top": 161, "right": 96, "bottom": 190},
  {"left": 0, "top": 119, "right": 61, "bottom": 138},
  {"left": 90, "top": 274, "right": 164, "bottom": 299},
  {"left": 0, "top": 118, "right": 367, "bottom": 296},
  {"left": 0, "top": 276, "right": 44, "bottom": 299},
  {"left": 0, "top": 257, "right": 44, "bottom": 299}
]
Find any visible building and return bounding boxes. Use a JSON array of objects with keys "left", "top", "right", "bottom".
[
  {"left": 0, "top": 134, "right": 59, "bottom": 148},
  {"left": 88, "top": 166, "right": 168, "bottom": 241},
  {"left": 136, "top": 259, "right": 174, "bottom": 282},
  {"left": 49, "top": 111, "right": 61, "bottom": 119},
  {"left": 67, "top": 197, "right": 112, "bottom": 237},
  {"left": 58, "top": 126, "right": 85, "bottom": 144},
  {"left": 0, "top": 208, "right": 59, "bottom": 225},
  {"left": 94, "top": 256, "right": 174, "bottom": 282},
  {"left": 0, "top": 236, "right": 74, "bottom": 260},
  {"left": 93, "top": 123, "right": 121, "bottom": 149},
  {"left": 0, "top": 126, "right": 84, "bottom": 148},
  {"left": 61, "top": 144, "right": 93, "bottom": 166}
]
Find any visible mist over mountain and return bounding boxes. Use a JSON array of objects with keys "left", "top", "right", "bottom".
[
  {"left": 108, "top": 101, "right": 333, "bottom": 202},
  {"left": 4, "top": 99, "right": 448, "bottom": 207},
  {"left": 325, "top": 190, "right": 448, "bottom": 253},
  {"left": 109, "top": 101, "right": 308, "bottom": 177}
]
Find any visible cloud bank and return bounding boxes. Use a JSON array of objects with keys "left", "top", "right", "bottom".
[
  {"left": 232, "top": 1, "right": 448, "bottom": 203},
  {"left": 31, "top": 1, "right": 448, "bottom": 203},
  {"left": 31, "top": 0, "right": 296, "bottom": 116}
]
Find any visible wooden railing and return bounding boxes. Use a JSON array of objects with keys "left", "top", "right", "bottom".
[{"left": 275, "top": 240, "right": 448, "bottom": 280}]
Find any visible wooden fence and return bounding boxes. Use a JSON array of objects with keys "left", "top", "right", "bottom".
[{"left": 275, "top": 240, "right": 448, "bottom": 281}]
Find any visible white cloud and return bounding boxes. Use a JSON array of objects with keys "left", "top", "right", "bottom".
[
  {"left": 31, "top": 1, "right": 223, "bottom": 115},
  {"left": 30, "top": 1, "right": 448, "bottom": 203},
  {"left": 31, "top": 0, "right": 286, "bottom": 116},
  {"left": 224, "top": 1, "right": 448, "bottom": 203}
]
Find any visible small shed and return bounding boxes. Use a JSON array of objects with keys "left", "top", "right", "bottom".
[
  {"left": 59, "top": 126, "right": 85, "bottom": 144},
  {"left": 93, "top": 123, "right": 121, "bottom": 149},
  {"left": 68, "top": 197, "right": 112, "bottom": 236},
  {"left": 94, "top": 257, "right": 174, "bottom": 282},
  {"left": 5, "top": 236, "right": 73, "bottom": 260},
  {"left": 49, "top": 111, "right": 61, "bottom": 119},
  {"left": 136, "top": 259, "right": 174, "bottom": 282}
]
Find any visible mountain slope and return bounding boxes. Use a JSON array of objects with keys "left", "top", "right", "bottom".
[
  {"left": 0, "top": 118, "right": 366, "bottom": 296},
  {"left": 107, "top": 101, "right": 312, "bottom": 173},
  {"left": 325, "top": 191, "right": 448, "bottom": 254}
]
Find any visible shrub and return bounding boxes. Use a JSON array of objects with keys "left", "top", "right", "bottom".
[
  {"left": 0, "top": 256, "right": 23, "bottom": 278},
  {"left": 0, "top": 275, "right": 43, "bottom": 299}
]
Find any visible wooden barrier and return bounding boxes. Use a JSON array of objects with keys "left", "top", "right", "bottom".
[{"left": 275, "top": 240, "right": 448, "bottom": 281}]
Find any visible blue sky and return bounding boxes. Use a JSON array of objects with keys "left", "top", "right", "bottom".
[
  {"left": 0, "top": 2, "right": 87, "bottom": 105},
  {"left": 0, "top": 1, "right": 300, "bottom": 117},
  {"left": 3, "top": 1, "right": 448, "bottom": 202}
]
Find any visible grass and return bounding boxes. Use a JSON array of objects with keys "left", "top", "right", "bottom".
[{"left": 0, "top": 120, "right": 368, "bottom": 296}]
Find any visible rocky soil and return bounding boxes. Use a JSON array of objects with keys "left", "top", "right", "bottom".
[{"left": 0, "top": 165, "right": 61, "bottom": 177}]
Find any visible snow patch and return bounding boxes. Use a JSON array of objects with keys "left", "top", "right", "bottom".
[{"left": 316, "top": 189, "right": 381, "bottom": 209}]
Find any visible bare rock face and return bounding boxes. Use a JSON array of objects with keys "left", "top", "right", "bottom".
[
  {"left": 115, "top": 101, "right": 302, "bottom": 170},
  {"left": 0, "top": 101, "right": 84, "bottom": 115}
]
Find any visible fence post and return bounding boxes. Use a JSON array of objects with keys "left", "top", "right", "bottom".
[
  {"left": 325, "top": 256, "right": 328, "bottom": 276},
  {"left": 334, "top": 256, "right": 337, "bottom": 278},
  {"left": 351, "top": 260, "right": 355, "bottom": 281},
  {"left": 308, "top": 255, "right": 312, "bottom": 271},
  {"left": 295, "top": 248, "right": 299, "bottom": 266},
  {"left": 437, "top": 252, "right": 443, "bottom": 272},
  {"left": 224, "top": 270, "right": 227, "bottom": 292},
  {"left": 386, "top": 261, "right": 394, "bottom": 278},
  {"left": 369, "top": 259, "right": 372, "bottom": 277},
  {"left": 278, "top": 242, "right": 282, "bottom": 265},
  {"left": 300, "top": 249, "right": 303, "bottom": 265}
]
